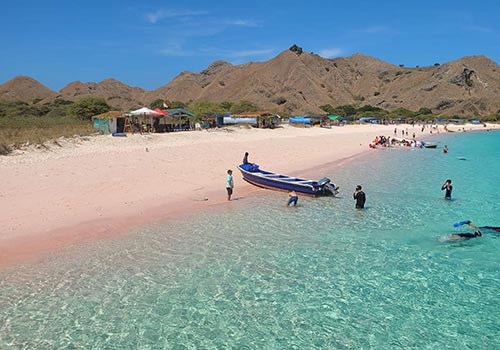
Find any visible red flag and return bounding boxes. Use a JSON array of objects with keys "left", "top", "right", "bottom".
[{"left": 163, "top": 101, "right": 168, "bottom": 109}]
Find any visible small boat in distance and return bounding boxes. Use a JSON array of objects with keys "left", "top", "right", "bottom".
[
  {"left": 238, "top": 163, "right": 339, "bottom": 197},
  {"left": 422, "top": 141, "right": 438, "bottom": 148}
]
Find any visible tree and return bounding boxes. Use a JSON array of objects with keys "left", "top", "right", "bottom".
[
  {"left": 416, "top": 107, "right": 432, "bottom": 115},
  {"left": 389, "top": 107, "right": 414, "bottom": 119},
  {"left": 358, "top": 105, "right": 383, "bottom": 113},
  {"left": 220, "top": 102, "right": 233, "bottom": 112},
  {"left": 0, "top": 100, "right": 43, "bottom": 118},
  {"left": 166, "top": 100, "right": 187, "bottom": 109},
  {"left": 335, "top": 105, "right": 357, "bottom": 116},
  {"left": 149, "top": 99, "right": 165, "bottom": 109},
  {"left": 289, "top": 44, "right": 303, "bottom": 55},
  {"left": 188, "top": 100, "right": 225, "bottom": 116},
  {"left": 68, "top": 97, "right": 111, "bottom": 120},
  {"left": 230, "top": 100, "right": 259, "bottom": 114},
  {"left": 319, "top": 104, "right": 335, "bottom": 114}
]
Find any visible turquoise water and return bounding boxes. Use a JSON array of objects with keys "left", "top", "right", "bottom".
[{"left": 1, "top": 131, "right": 499, "bottom": 349}]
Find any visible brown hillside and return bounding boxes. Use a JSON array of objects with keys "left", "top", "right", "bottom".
[
  {"left": 0, "top": 76, "right": 56, "bottom": 102},
  {"left": 57, "top": 78, "right": 146, "bottom": 110},
  {"left": 150, "top": 50, "right": 500, "bottom": 116},
  {"left": 2, "top": 49, "right": 500, "bottom": 116}
]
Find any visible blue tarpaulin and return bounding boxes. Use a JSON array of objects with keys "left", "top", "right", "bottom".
[{"left": 289, "top": 116, "right": 311, "bottom": 124}]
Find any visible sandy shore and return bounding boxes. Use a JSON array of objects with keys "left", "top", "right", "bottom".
[{"left": 0, "top": 122, "right": 497, "bottom": 267}]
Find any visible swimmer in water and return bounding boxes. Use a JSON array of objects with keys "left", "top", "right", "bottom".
[
  {"left": 286, "top": 190, "right": 298, "bottom": 207},
  {"left": 441, "top": 179, "right": 453, "bottom": 200},
  {"left": 447, "top": 220, "right": 482, "bottom": 240},
  {"left": 480, "top": 226, "right": 500, "bottom": 232}
]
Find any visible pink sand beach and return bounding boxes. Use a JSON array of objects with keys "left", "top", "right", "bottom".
[{"left": 0, "top": 123, "right": 496, "bottom": 267}]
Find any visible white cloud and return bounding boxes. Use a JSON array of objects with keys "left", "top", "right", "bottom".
[
  {"left": 226, "top": 49, "right": 275, "bottom": 58},
  {"left": 318, "top": 48, "right": 342, "bottom": 59},
  {"left": 465, "top": 25, "right": 493, "bottom": 33},
  {"left": 223, "top": 19, "right": 259, "bottom": 27},
  {"left": 146, "top": 10, "right": 208, "bottom": 24},
  {"left": 159, "top": 45, "right": 275, "bottom": 59},
  {"left": 355, "top": 26, "right": 387, "bottom": 34}
]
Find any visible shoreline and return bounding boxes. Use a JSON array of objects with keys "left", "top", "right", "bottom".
[{"left": 1, "top": 123, "right": 497, "bottom": 268}]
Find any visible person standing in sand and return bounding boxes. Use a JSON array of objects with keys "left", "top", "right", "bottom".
[
  {"left": 226, "top": 169, "right": 234, "bottom": 201},
  {"left": 353, "top": 185, "right": 366, "bottom": 209}
]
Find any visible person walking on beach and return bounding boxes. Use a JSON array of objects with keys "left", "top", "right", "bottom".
[
  {"left": 286, "top": 190, "right": 298, "bottom": 207},
  {"left": 441, "top": 179, "right": 452, "bottom": 200},
  {"left": 226, "top": 169, "right": 234, "bottom": 201},
  {"left": 353, "top": 185, "right": 366, "bottom": 209}
]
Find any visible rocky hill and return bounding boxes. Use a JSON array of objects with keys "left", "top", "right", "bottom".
[
  {"left": 2, "top": 48, "right": 500, "bottom": 116},
  {"left": 0, "top": 76, "right": 56, "bottom": 102},
  {"left": 55, "top": 78, "right": 146, "bottom": 111}
]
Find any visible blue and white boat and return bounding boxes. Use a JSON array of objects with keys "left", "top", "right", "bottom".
[{"left": 238, "top": 163, "right": 339, "bottom": 197}]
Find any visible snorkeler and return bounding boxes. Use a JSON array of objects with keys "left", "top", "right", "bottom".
[
  {"left": 480, "top": 226, "right": 500, "bottom": 232},
  {"left": 447, "top": 220, "right": 482, "bottom": 240}
]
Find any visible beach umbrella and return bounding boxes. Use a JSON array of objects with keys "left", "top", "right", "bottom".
[
  {"left": 154, "top": 108, "right": 168, "bottom": 115},
  {"left": 129, "top": 107, "right": 161, "bottom": 116}
]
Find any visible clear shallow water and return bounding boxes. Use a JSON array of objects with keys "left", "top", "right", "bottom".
[{"left": 1, "top": 130, "right": 499, "bottom": 349}]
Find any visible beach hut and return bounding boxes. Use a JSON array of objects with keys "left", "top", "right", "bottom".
[
  {"left": 164, "top": 108, "right": 196, "bottom": 131},
  {"left": 127, "top": 107, "right": 163, "bottom": 132},
  {"left": 201, "top": 113, "right": 226, "bottom": 129},
  {"left": 230, "top": 111, "right": 280, "bottom": 128},
  {"left": 321, "top": 115, "right": 342, "bottom": 128},
  {"left": 92, "top": 111, "right": 125, "bottom": 134}
]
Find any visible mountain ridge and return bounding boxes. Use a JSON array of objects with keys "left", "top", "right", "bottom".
[{"left": 2, "top": 49, "right": 500, "bottom": 116}]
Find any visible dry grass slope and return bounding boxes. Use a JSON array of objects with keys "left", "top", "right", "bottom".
[{"left": 1, "top": 50, "right": 500, "bottom": 116}]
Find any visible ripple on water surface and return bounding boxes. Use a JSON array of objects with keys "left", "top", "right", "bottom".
[{"left": 1, "top": 131, "right": 500, "bottom": 349}]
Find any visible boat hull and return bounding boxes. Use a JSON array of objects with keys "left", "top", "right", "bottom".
[{"left": 237, "top": 164, "right": 336, "bottom": 197}]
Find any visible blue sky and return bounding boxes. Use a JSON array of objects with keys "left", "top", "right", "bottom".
[{"left": 1, "top": 0, "right": 499, "bottom": 91}]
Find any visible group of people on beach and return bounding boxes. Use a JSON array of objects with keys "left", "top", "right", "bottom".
[
  {"left": 226, "top": 152, "right": 366, "bottom": 210},
  {"left": 225, "top": 152, "right": 249, "bottom": 201},
  {"left": 226, "top": 149, "right": 497, "bottom": 242}
]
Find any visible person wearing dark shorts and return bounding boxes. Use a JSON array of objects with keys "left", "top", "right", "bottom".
[
  {"left": 353, "top": 185, "right": 366, "bottom": 209},
  {"left": 441, "top": 179, "right": 452, "bottom": 199},
  {"left": 226, "top": 169, "right": 234, "bottom": 201}
]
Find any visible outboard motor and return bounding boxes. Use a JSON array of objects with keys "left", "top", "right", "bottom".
[{"left": 317, "top": 177, "right": 340, "bottom": 196}]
